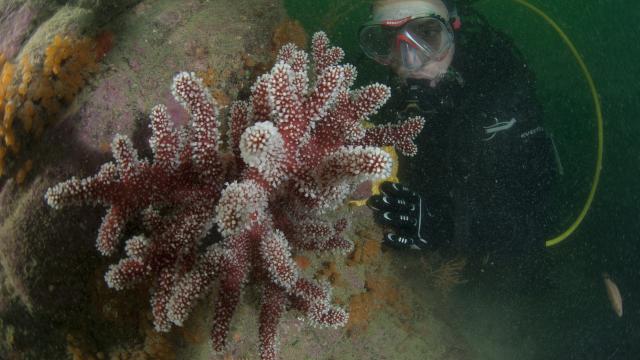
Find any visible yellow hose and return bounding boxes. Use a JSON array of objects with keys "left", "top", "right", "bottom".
[{"left": 507, "top": 0, "right": 604, "bottom": 247}]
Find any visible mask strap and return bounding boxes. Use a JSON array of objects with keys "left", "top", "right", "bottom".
[
  {"left": 451, "top": 17, "right": 462, "bottom": 30},
  {"left": 448, "top": 7, "right": 462, "bottom": 30}
]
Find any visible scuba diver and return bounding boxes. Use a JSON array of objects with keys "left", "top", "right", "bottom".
[{"left": 362, "top": 0, "right": 557, "bottom": 266}]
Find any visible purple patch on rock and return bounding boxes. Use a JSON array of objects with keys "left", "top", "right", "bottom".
[
  {"left": 0, "top": 3, "right": 37, "bottom": 59},
  {"left": 75, "top": 73, "right": 138, "bottom": 150},
  {"left": 163, "top": 90, "right": 189, "bottom": 127}
]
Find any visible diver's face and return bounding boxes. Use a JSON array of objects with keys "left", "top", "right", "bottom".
[
  {"left": 374, "top": 0, "right": 455, "bottom": 84},
  {"left": 393, "top": 44, "right": 454, "bottom": 85}
]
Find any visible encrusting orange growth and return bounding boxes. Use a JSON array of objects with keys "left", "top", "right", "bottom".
[
  {"left": 315, "top": 261, "right": 344, "bottom": 286},
  {"left": 0, "top": 145, "right": 5, "bottom": 176},
  {"left": 346, "top": 275, "right": 411, "bottom": 336},
  {"left": 293, "top": 255, "right": 312, "bottom": 270},
  {"left": 15, "top": 159, "right": 32, "bottom": 185},
  {"left": 3, "top": 125, "right": 16, "bottom": 147},
  {"left": 3, "top": 100, "right": 15, "bottom": 128},
  {"left": 19, "top": 99, "right": 35, "bottom": 132},
  {"left": 1, "top": 61, "right": 14, "bottom": 88},
  {"left": 93, "top": 30, "right": 114, "bottom": 62},
  {"left": 347, "top": 232, "right": 382, "bottom": 266},
  {"left": 44, "top": 35, "right": 72, "bottom": 76},
  {"left": 343, "top": 216, "right": 415, "bottom": 337},
  {"left": 0, "top": 61, "right": 16, "bottom": 109},
  {"left": 0, "top": 33, "right": 105, "bottom": 180},
  {"left": 44, "top": 35, "right": 99, "bottom": 104},
  {"left": 18, "top": 55, "right": 33, "bottom": 97},
  {"left": 346, "top": 291, "right": 376, "bottom": 335},
  {"left": 271, "top": 18, "right": 307, "bottom": 54}
]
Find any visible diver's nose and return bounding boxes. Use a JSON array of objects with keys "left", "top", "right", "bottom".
[
  {"left": 399, "top": 41, "right": 420, "bottom": 67},
  {"left": 396, "top": 34, "right": 422, "bottom": 70}
]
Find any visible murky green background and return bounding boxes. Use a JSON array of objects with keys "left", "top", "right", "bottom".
[{"left": 285, "top": 0, "right": 639, "bottom": 358}]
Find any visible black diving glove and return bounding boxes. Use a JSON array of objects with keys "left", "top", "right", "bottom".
[{"left": 366, "top": 181, "right": 430, "bottom": 250}]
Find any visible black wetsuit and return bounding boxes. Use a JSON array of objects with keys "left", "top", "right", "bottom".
[{"left": 376, "top": 7, "right": 557, "bottom": 264}]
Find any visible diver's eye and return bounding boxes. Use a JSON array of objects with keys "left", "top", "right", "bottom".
[
  {"left": 407, "top": 18, "right": 445, "bottom": 49},
  {"left": 423, "top": 30, "right": 439, "bottom": 39},
  {"left": 416, "top": 26, "right": 441, "bottom": 40}
]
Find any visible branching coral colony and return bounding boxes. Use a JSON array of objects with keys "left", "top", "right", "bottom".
[{"left": 45, "top": 32, "right": 425, "bottom": 360}]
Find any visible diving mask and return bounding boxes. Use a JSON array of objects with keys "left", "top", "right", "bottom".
[
  {"left": 359, "top": 2, "right": 454, "bottom": 71},
  {"left": 359, "top": 16, "right": 454, "bottom": 70}
]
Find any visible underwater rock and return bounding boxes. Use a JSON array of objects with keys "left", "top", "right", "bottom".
[
  {"left": 16, "top": 5, "right": 96, "bottom": 58},
  {"left": 71, "top": 0, "right": 285, "bottom": 154},
  {"left": 0, "top": 2, "right": 39, "bottom": 60},
  {"left": 0, "top": 0, "right": 287, "bottom": 357},
  {"left": 0, "top": 160, "right": 99, "bottom": 316}
]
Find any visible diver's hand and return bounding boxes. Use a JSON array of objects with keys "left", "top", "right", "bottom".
[{"left": 366, "top": 181, "right": 429, "bottom": 250}]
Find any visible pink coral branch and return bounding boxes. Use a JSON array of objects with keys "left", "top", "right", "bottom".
[
  {"left": 302, "top": 65, "right": 344, "bottom": 125},
  {"left": 259, "top": 284, "right": 288, "bottom": 360},
  {"left": 290, "top": 278, "right": 347, "bottom": 328},
  {"left": 228, "top": 101, "right": 250, "bottom": 157},
  {"left": 357, "top": 116, "right": 426, "bottom": 156},
  {"left": 211, "top": 262, "right": 246, "bottom": 351},
  {"left": 311, "top": 32, "right": 344, "bottom": 74},
  {"left": 151, "top": 268, "right": 178, "bottom": 332},
  {"left": 149, "top": 104, "right": 181, "bottom": 169},
  {"left": 260, "top": 230, "right": 299, "bottom": 290},
  {"left": 97, "top": 207, "right": 129, "bottom": 255},
  {"left": 167, "top": 245, "right": 223, "bottom": 326},
  {"left": 250, "top": 74, "right": 271, "bottom": 121},
  {"left": 172, "top": 72, "right": 223, "bottom": 179},
  {"left": 289, "top": 219, "right": 352, "bottom": 253}
]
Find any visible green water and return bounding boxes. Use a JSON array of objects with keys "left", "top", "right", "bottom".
[
  {"left": 474, "top": 3, "right": 639, "bottom": 358},
  {"left": 285, "top": 0, "right": 639, "bottom": 358}
]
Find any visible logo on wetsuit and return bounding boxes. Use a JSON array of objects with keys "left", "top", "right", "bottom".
[
  {"left": 482, "top": 117, "right": 517, "bottom": 141},
  {"left": 519, "top": 126, "right": 544, "bottom": 139}
]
